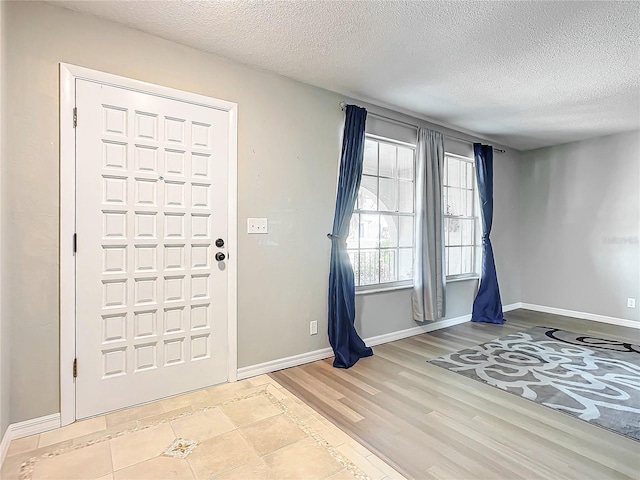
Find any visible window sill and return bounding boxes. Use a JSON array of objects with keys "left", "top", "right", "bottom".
[
  {"left": 356, "top": 284, "right": 413, "bottom": 296},
  {"left": 446, "top": 275, "right": 479, "bottom": 283}
]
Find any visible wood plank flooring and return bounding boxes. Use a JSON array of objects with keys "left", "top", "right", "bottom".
[{"left": 271, "top": 309, "right": 640, "bottom": 480}]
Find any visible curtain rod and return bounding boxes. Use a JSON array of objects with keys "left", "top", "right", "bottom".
[{"left": 340, "top": 101, "right": 506, "bottom": 154}]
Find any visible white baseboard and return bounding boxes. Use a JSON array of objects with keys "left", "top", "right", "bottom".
[
  {"left": 363, "top": 313, "right": 471, "bottom": 347},
  {"left": 502, "top": 302, "right": 521, "bottom": 313},
  {"left": 0, "top": 413, "right": 60, "bottom": 467},
  {"left": 237, "top": 312, "right": 478, "bottom": 380},
  {"left": 237, "top": 347, "right": 334, "bottom": 380},
  {"left": 517, "top": 303, "right": 639, "bottom": 329},
  {"left": 0, "top": 426, "right": 11, "bottom": 469}
]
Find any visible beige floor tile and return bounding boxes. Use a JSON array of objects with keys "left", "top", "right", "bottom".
[
  {"left": 31, "top": 441, "right": 112, "bottom": 480},
  {"left": 0, "top": 452, "right": 25, "bottom": 480},
  {"left": 304, "top": 417, "right": 349, "bottom": 448},
  {"left": 265, "top": 383, "right": 288, "bottom": 400},
  {"left": 170, "top": 407, "right": 235, "bottom": 442},
  {"left": 263, "top": 437, "right": 343, "bottom": 480},
  {"left": 187, "top": 430, "right": 258, "bottom": 480},
  {"left": 204, "top": 381, "right": 261, "bottom": 405},
  {"left": 247, "top": 375, "right": 283, "bottom": 389},
  {"left": 109, "top": 423, "right": 175, "bottom": 471},
  {"left": 39, "top": 417, "right": 107, "bottom": 448},
  {"left": 280, "top": 396, "right": 316, "bottom": 421},
  {"left": 210, "top": 458, "right": 275, "bottom": 480},
  {"left": 324, "top": 469, "right": 359, "bottom": 480},
  {"left": 160, "top": 390, "right": 211, "bottom": 413},
  {"left": 136, "top": 405, "right": 193, "bottom": 428},
  {"left": 93, "top": 475, "right": 114, "bottom": 480},
  {"left": 106, "top": 402, "right": 164, "bottom": 428},
  {"left": 336, "top": 444, "right": 385, "bottom": 480},
  {"left": 113, "top": 455, "right": 194, "bottom": 480},
  {"left": 239, "top": 413, "right": 307, "bottom": 456},
  {"left": 366, "top": 453, "right": 407, "bottom": 479},
  {"left": 221, "top": 395, "right": 281, "bottom": 427},
  {"left": 344, "top": 437, "right": 373, "bottom": 457},
  {"left": 6, "top": 434, "right": 39, "bottom": 457},
  {"left": 73, "top": 421, "right": 138, "bottom": 446}
]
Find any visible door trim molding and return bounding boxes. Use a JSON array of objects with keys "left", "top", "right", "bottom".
[{"left": 59, "top": 63, "right": 238, "bottom": 426}]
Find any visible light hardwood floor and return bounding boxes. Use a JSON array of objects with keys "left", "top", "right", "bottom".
[{"left": 271, "top": 309, "right": 640, "bottom": 480}]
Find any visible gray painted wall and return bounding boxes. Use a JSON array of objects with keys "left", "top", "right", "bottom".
[
  {"left": 5, "top": 1, "right": 344, "bottom": 423},
  {"left": 0, "top": 0, "right": 9, "bottom": 439},
  {"left": 520, "top": 131, "right": 640, "bottom": 322},
  {"left": 2, "top": 1, "right": 523, "bottom": 424},
  {"left": 2, "top": 1, "right": 522, "bottom": 424}
]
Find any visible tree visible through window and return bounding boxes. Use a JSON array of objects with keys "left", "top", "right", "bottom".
[
  {"left": 347, "top": 137, "right": 415, "bottom": 288},
  {"left": 443, "top": 153, "right": 480, "bottom": 278}
]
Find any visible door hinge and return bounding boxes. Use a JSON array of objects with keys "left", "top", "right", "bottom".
[
  {"left": 73, "top": 233, "right": 77, "bottom": 254},
  {"left": 73, "top": 107, "right": 78, "bottom": 128},
  {"left": 73, "top": 358, "right": 78, "bottom": 378}
]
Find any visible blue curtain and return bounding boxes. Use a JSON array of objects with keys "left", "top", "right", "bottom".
[
  {"left": 471, "top": 144, "right": 505, "bottom": 324},
  {"left": 327, "top": 105, "right": 373, "bottom": 368}
]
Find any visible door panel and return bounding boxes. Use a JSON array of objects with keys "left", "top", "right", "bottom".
[{"left": 75, "top": 80, "right": 229, "bottom": 419}]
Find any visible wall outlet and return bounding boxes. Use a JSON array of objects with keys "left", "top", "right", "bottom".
[
  {"left": 247, "top": 218, "right": 268, "bottom": 234},
  {"left": 628, "top": 298, "right": 636, "bottom": 308},
  {"left": 310, "top": 320, "right": 318, "bottom": 335}
]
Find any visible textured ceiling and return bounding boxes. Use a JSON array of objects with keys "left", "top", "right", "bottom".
[{"left": 54, "top": 0, "right": 640, "bottom": 150}]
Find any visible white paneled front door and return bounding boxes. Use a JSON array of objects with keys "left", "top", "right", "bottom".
[{"left": 74, "top": 79, "right": 230, "bottom": 419}]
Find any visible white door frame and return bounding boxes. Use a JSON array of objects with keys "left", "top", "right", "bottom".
[{"left": 59, "top": 63, "right": 238, "bottom": 426}]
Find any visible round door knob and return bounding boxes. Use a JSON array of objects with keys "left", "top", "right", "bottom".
[
  {"left": 215, "top": 252, "right": 226, "bottom": 262},
  {"left": 215, "top": 238, "right": 225, "bottom": 248}
]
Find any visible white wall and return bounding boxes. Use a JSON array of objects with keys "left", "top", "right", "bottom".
[
  {"left": 520, "top": 131, "right": 640, "bottom": 322},
  {"left": 3, "top": 1, "right": 522, "bottom": 424}
]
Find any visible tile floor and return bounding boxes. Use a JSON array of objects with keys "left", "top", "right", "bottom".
[{"left": 1, "top": 375, "right": 405, "bottom": 480}]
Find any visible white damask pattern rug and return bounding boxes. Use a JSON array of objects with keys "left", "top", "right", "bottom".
[{"left": 429, "top": 326, "right": 640, "bottom": 442}]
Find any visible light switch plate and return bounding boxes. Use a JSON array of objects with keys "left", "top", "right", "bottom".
[{"left": 247, "top": 218, "right": 268, "bottom": 234}]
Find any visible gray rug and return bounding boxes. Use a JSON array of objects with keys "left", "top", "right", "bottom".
[{"left": 429, "top": 326, "right": 640, "bottom": 442}]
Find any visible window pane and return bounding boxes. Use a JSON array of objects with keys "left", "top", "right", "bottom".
[
  {"left": 358, "top": 175, "right": 378, "bottom": 211},
  {"left": 379, "top": 143, "right": 396, "bottom": 178},
  {"left": 461, "top": 218, "right": 474, "bottom": 246},
  {"left": 462, "top": 246, "right": 473, "bottom": 274},
  {"left": 466, "top": 162, "right": 474, "bottom": 190},
  {"left": 348, "top": 250, "right": 359, "bottom": 286},
  {"left": 448, "top": 246, "right": 462, "bottom": 276},
  {"left": 399, "top": 248, "right": 413, "bottom": 281},
  {"left": 398, "top": 180, "right": 414, "bottom": 213},
  {"left": 398, "top": 147, "right": 414, "bottom": 180},
  {"left": 378, "top": 177, "right": 397, "bottom": 212},
  {"left": 380, "top": 249, "right": 398, "bottom": 283},
  {"left": 359, "top": 214, "right": 379, "bottom": 248},
  {"left": 347, "top": 213, "right": 359, "bottom": 249},
  {"left": 466, "top": 189, "right": 474, "bottom": 216},
  {"left": 444, "top": 217, "right": 450, "bottom": 245},
  {"left": 359, "top": 250, "right": 379, "bottom": 285},
  {"left": 447, "top": 157, "right": 461, "bottom": 187},
  {"left": 380, "top": 214, "right": 398, "bottom": 248},
  {"left": 447, "top": 217, "right": 461, "bottom": 246},
  {"left": 399, "top": 216, "right": 413, "bottom": 247},
  {"left": 446, "top": 187, "right": 463, "bottom": 216},
  {"left": 363, "top": 140, "right": 378, "bottom": 176}
]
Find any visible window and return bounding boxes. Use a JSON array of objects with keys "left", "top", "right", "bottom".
[
  {"left": 347, "top": 136, "right": 416, "bottom": 288},
  {"left": 443, "top": 153, "right": 480, "bottom": 279}
]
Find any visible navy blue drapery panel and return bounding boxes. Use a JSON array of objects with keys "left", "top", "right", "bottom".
[
  {"left": 328, "top": 105, "right": 373, "bottom": 368},
  {"left": 471, "top": 144, "right": 505, "bottom": 324}
]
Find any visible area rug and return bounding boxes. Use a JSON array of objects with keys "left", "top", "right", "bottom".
[{"left": 429, "top": 326, "right": 640, "bottom": 442}]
